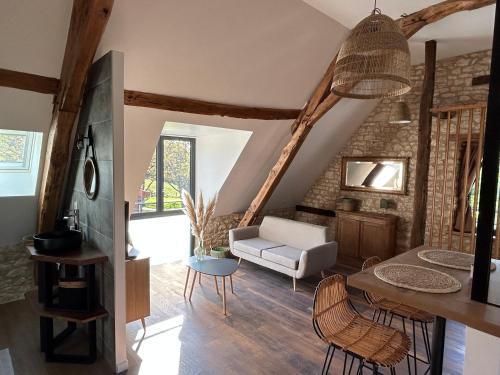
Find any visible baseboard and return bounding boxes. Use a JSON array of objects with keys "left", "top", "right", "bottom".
[{"left": 115, "top": 359, "right": 129, "bottom": 373}]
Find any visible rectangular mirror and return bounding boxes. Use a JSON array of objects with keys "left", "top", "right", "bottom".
[{"left": 341, "top": 157, "right": 409, "bottom": 195}]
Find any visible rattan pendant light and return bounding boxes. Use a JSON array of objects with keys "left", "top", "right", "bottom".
[{"left": 332, "top": 2, "right": 411, "bottom": 99}]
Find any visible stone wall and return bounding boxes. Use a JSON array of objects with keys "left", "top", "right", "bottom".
[
  {"left": 0, "top": 243, "right": 34, "bottom": 305},
  {"left": 297, "top": 49, "right": 491, "bottom": 253},
  {"left": 203, "top": 207, "right": 296, "bottom": 249}
]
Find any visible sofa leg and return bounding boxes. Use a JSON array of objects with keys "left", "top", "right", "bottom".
[
  {"left": 238, "top": 257, "right": 242, "bottom": 265},
  {"left": 293, "top": 277, "right": 296, "bottom": 292}
]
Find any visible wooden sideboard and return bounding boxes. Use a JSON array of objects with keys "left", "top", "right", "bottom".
[
  {"left": 126, "top": 256, "right": 150, "bottom": 329},
  {"left": 336, "top": 210, "right": 397, "bottom": 268}
]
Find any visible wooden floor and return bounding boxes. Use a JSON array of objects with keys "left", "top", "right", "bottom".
[{"left": 0, "top": 261, "right": 465, "bottom": 374}]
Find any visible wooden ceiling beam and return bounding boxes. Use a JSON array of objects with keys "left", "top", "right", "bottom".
[
  {"left": 124, "top": 90, "right": 301, "bottom": 120},
  {"left": 398, "top": 0, "right": 496, "bottom": 39},
  {"left": 0, "top": 68, "right": 59, "bottom": 95},
  {"left": 241, "top": 0, "right": 496, "bottom": 227},
  {"left": 0, "top": 70, "right": 301, "bottom": 121},
  {"left": 38, "top": 0, "right": 114, "bottom": 232}
]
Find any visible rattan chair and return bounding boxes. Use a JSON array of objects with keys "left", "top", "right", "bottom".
[
  {"left": 362, "top": 256, "right": 434, "bottom": 375},
  {"left": 312, "top": 274, "right": 410, "bottom": 375}
]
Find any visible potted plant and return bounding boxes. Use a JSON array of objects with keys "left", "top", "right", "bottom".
[
  {"left": 210, "top": 246, "right": 230, "bottom": 259},
  {"left": 182, "top": 190, "right": 217, "bottom": 261}
]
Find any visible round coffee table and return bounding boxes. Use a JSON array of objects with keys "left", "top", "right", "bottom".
[{"left": 183, "top": 255, "right": 239, "bottom": 315}]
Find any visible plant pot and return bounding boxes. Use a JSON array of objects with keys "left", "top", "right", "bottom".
[{"left": 210, "top": 247, "right": 230, "bottom": 259}]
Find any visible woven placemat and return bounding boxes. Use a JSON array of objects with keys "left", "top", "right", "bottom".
[
  {"left": 418, "top": 249, "right": 497, "bottom": 271},
  {"left": 374, "top": 264, "right": 462, "bottom": 294}
]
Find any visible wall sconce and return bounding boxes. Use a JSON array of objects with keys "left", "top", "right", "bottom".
[{"left": 76, "top": 125, "right": 94, "bottom": 150}]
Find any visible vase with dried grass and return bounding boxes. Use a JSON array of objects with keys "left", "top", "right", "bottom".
[{"left": 182, "top": 190, "right": 217, "bottom": 262}]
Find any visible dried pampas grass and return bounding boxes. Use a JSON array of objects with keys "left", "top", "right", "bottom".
[{"left": 182, "top": 190, "right": 218, "bottom": 248}]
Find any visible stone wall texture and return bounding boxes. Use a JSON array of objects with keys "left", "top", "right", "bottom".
[
  {"left": 0, "top": 243, "right": 34, "bottom": 304},
  {"left": 297, "top": 49, "right": 492, "bottom": 254},
  {"left": 203, "top": 207, "right": 296, "bottom": 249}
]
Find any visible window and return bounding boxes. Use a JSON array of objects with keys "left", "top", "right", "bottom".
[
  {"left": 0, "top": 130, "right": 36, "bottom": 170},
  {"left": 0, "top": 129, "right": 43, "bottom": 197},
  {"left": 132, "top": 136, "right": 195, "bottom": 216}
]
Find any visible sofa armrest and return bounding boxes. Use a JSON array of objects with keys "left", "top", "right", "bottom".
[
  {"left": 295, "top": 241, "right": 338, "bottom": 279},
  {"left": 229, "top": 225, "right": 260, "bottom": 249}
]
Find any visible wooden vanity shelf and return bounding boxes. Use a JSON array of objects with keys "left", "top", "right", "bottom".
[
  {"left": 25, "top": 243, "right": 108, "bottom": 364},
  {"left": 336, "top": 210, "right": 397, "bottom": 268}
]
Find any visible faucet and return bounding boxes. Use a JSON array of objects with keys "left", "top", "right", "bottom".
[{"left": 64, "top": 209, "right": 80, "bottom": 231}]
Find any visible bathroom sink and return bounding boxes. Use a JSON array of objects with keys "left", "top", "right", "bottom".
[{"left": 33, "top": 230, "right": 82, "bottom": 253}]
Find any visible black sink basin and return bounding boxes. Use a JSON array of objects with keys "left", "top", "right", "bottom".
[{"left": 33, "top": 230, "right": 82, "bottom": 253}]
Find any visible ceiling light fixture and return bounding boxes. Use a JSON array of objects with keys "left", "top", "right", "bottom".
[
  {"left": 389, "top": 97, "right": 412, "bottom": 124},
  {"left": 331, "top": 0, "right": 412, "bottom": 99}
]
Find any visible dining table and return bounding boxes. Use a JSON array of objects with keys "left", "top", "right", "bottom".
[{"left": 348, "top": 245, "right": 500, "bottom": 375}]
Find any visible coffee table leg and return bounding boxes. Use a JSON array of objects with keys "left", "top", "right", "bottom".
[
  {"left": 214, "top": 276, "right": 220, "bottom": 295},
  {"left": 222, "top": 276, "right": 227, "bottom": 315},
  {"left": 183, "top": 267, "right": 191, "bottom": 297},
  {"left": 189, "top": 271, "right": 198, "bottom": 301},
  {"left": 198, "top": 272, "right": 201, "bottom": 285},
  {"left": 230, "top": 275, "right": 234, "bottom": 294}
]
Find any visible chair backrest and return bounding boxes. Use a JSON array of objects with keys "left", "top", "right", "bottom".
[
  {"left": 259, "top": 216, "right": 329, "bottom": 250},
  {"left": 361, "top": 256, "right": 384, "bottom": 305},
  {"left": 312, "top": 274, "right": 356, "bottom": 341}
]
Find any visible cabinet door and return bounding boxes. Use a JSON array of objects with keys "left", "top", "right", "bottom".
[
  {"left": 337, "top": 217, "right": 360, "bottom": 258},
  {"left": 359, "top": 222, "right": 387, "bottom": 260},
  {"left": 125, "top": 260, "right": 136, "bottom": 323},
  {"left": 134, "top": 258, "right": 151, "bottom": 319}
]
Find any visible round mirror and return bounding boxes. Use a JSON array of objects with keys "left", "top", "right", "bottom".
[{"left": 83, "top": 157, "right": 98, "bottom": 200}]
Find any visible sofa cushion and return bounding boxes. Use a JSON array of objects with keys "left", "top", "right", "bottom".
[
  {"left": 261, "top": 246, "right": 303, "bottom": 270},
  {"left": 233, "top": 238, "right": 283, "bottom": 258},
  {"left": 259, "top": 216, "right": 329, "bottom": 250}
]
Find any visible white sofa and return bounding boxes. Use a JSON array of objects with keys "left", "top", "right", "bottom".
[{"left": 229, "top": 216, "right": 338, "bottom": 290}]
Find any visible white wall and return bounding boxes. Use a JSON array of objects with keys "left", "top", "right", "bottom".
[
  {"left": 464, "top": 327, "right": 500, "bottom": 375},
  {"left": 110, "top": 51, "right": 127, "bottom": 373},
  {"left": 0, "top": 88, "right": 52, "bottom": 244},
  {"left": 162, "top": 122, "right": 251, "bottom": 201}
]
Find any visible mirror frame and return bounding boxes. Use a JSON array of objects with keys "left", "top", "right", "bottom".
[
  {"left": 83, "top": 156, "right": 99, "bottom": 200},
  {"left": 340, "top": 156, "right": 409, "bottom": 195}
]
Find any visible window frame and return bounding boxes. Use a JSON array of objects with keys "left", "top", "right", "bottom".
[
  {"left": 131, "top": 135, "right": 196, "bottom": 220},
  {"left": 0, "top": 129, "right": 36, "bottom": 172}
]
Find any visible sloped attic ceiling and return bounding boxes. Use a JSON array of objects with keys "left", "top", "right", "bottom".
[
  {"left": 98, "top": 0, "right": 495, "bottom": 215},
  {"left": 302, "top": 0, "right": 495, "bottom": 63},
  {"left": 2, "top": 1, "right": 492, "bottom": 218},
  {"left": 96, "top": 0, "right": 353, "bottom": 215}
]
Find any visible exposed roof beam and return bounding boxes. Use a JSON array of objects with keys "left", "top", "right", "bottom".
[
  {"left": 241, "top": 0, "right": 495, "bottom": 227},
  {"left": 0, "top": 70, "right": 301, "bottom": 121},
  {"left": 38, "top": 0, "right": 114, "bottom": 232},
  {"left": 398, "top": 0, "right": 496, "bottom": 38},
  {"left": 0, "top": 68, "right": 59, "bottom": 95},
  {"left": 124, "top": 90, "right": 301, "bottom": 120}
]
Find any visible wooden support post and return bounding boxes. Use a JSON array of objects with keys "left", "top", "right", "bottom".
[
  {"left": 38, "top": 0, "right": 114, "bottom": 232},
  {"left": 410, "top": 41, "right": 437, "bottom": 248},
  {"left": 240, "top": 1, "right": 494, "bottom": 227},
  {"left": 472, "top": 0, "right": 500, "bottom": 302}
]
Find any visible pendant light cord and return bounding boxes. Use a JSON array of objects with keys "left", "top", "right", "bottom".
[{"left": 372, "top": 0, "right": 381, "bottom": 14}]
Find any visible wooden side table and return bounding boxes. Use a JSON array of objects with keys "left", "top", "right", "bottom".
[{"left": 126, "top": 256, "right": 150, "bottom": 329}]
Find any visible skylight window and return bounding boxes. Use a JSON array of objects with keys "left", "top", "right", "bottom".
[
  {"left": 0, "top": 130, "right": 35, "bottom": 170},
  {"left": 0, "top": 129, "right": 43, "bottom": 197}
]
